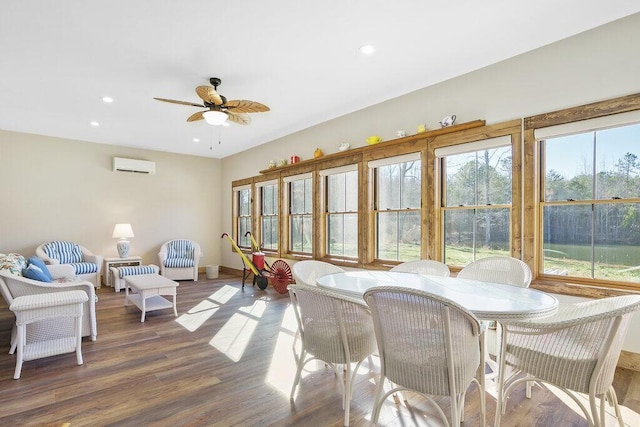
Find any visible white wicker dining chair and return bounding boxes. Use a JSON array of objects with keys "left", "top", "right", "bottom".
[
  {"left": 457, "top": 256, "right": 532, "bottom": 287},
  {"left": 291, "top": 260, "right": 345, "bottom": 286},
  {"left": 457, "top": 256, "right": 532, "bottom": 378},
  {"left": 390, "top": 259, "right": 451, "bottom": 277},
  {"left": 364, "top": 286, "right": 486, "bottom": 427},
  {"left": 288, "top": 284, "right": 377, "bottom": 427},
  {"left": 495, "top": 295, "right": 640, "bottom": 427}
]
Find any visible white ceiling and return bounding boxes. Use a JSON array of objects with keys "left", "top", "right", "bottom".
[{"left": 1, "top": 1, "right": 639, "bottom": 159}]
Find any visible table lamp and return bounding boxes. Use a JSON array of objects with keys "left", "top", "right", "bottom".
[{"left": 112, "top": 223, "right": 134, "bottom": 258}]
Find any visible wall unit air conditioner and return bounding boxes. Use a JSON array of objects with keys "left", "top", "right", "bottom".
[{"left": 112, "top": 157, "right": 156, "bottom": 174}]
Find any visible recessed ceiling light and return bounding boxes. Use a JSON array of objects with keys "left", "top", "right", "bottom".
[
  {"left": 359, "top": 44, "right": 375, "bottom": 55},
  {"left": 101, "top": 96, "right": 114, "bottom": 103},
  {"left": 90, "top": 121, "right": 100, "bottom": 127},
  {"left": 193, "top": 138, "right": 200, "bottom": 143}
]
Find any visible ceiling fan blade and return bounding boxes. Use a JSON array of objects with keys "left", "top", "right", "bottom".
[
  {"left": 226, "top": 112, "right": 251, "bottom": 125},
  {"left": 154, "top": 97, "right": 205, "bottom": 108},
  {"left": 225, "top": 99, "right": 270, "bottom": 113},
  {"left": 196, "top": 86, "right": 223, "bottom": 105},
  {"left": 187, "top": 111, "right": 206, "bottom": 122}
]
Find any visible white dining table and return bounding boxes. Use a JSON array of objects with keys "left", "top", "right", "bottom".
[{"left": 316, "top": 270, "right": 559, "bottom": 322}]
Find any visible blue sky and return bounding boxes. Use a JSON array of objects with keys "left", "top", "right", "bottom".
[{"left": 545, "top": 123, "right": 640, "bottom": 179}]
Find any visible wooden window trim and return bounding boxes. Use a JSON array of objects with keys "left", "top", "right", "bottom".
[{"left": 523, "top": 92, "right": 640, "bottom": 296}]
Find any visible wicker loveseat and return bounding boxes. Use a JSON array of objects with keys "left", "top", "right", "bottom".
[{"left": 36, "top": 241, "right": 103, "bottom": 288}]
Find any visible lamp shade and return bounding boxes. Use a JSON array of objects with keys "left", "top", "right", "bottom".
[
  {"left": 202, "top": 110, "right": 228, "bottom": 125},
  {"left": 112, "top": 223, "right": 134, "bottom": 239}
]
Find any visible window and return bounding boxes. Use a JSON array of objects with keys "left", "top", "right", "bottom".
[
  {"left": 257, "top": 181, "right": 278, "bottom": 251},
  {"left": 437, "top": 136, "right": 512, "bottom": 266},
  {"left": 370, "top": 153, "right": 421, "bottom": 261},
  {"left": 538, "top": 116, "right": 640, "bottom": 284},
  {"left": 235, "top": 186, "right": 252, "bottom": 249},
  {"left": 286, "top": 173, "right": 313, "bottom": 255},
  {"left": 322, "top": 165, "right": 358, "bottom": 258}
]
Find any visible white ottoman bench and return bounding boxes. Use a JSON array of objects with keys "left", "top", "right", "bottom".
[
  {"left": 9, "top": 290, "right": 88, "bottom": 379},
  {"left": 110, "top": 264, "right": 160, "bottom": 292}
]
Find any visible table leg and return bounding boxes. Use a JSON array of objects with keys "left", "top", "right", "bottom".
[
  {"left": 140, "top": 291, "right": 146, "bottom": 323},
  {"left": 173, "top": 294, "right": 177, "bottom": 317}
]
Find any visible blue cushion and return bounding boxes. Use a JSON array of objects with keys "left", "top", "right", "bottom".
[
  {"left": 22, "top": 264, "right": 52, "bottom": 282},
  {"left": 27, "top": 256, "right": 53, "bottom": 281}
]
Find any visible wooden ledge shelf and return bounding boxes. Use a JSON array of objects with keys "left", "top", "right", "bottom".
[{"left": 259, "top": 119, "right": 485, "bottom": 174}]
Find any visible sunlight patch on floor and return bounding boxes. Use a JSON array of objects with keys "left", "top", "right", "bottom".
[
  {"left": 175, "top": 299, "right": 220, "bottom": 332},
  {"left": 265, "top": 330, "right": 297, "bottom": 395},
  {"left": 209, "top": 313, "right": 258, "bottom": 362},
  {"left": 489, "top": 376, "right": 640, "bottom": 426},
  {"left": 280, "top": 304, "right": 297, "bottom": 333},
  {"left": 209, "top": 285, "right": 239, "bottom": 304},
  {"left": 175, "top": 285, "right": 239, "bottom": 332},
  {"left": 239, "top": 298, "right": 267, "bottom": 317},
  {"left": 543, "top": 382, "right": 640, "bottom": 426}
]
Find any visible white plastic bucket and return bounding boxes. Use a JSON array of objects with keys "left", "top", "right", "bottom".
[{"left": 206, "top": 265, "right": 219, "bottom": 279}]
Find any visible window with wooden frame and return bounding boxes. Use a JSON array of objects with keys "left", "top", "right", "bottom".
[
  {"left": 255, "top": 179, "right": 279, "bottom": 252},
  {"left": 436, "top": 136, "right": 513, "bottom": 266},
  {"left": 284, "top": 173, "right": 313, "bottom": 256},
  {"left": 522, "top": 93, "right": 640, "bottom": 293},
  {"left": 233, "top": 185, "right": 252, "bottom": 249},
  {"left": 369, "top": 153, "right": 422, "bottom": 262},
  {"left": 320, "top": 165, "right": 359, "bottom": 259},
  {"left": 535, "top": 110, "right": 640, "bottom": 287}
]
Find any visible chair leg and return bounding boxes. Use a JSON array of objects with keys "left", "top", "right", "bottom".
[
  {"left": 9, "top": 324, "right": 17, "bottom": 354},
  {"left": 13, "top": 324, "right": 25, "bottom": 379},
  {"left": 75, "top": 316, "right": 84, "bottom": 366},
  {"left": 343, "top": 363, "right": 352, "bottom": 426},
  {"left": 290, "top": 350, "right": 307, "bottom": 401},
  {"left": 371, "top": 374, "right": 386, "bottom": 424},
  {"left": 607, "top": 386, "right": 625, "bottom": 427}
]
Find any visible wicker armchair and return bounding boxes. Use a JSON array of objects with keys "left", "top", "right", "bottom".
[
  {"left": 36, "top": 241, "right": 103, "bottom": 288},
  {"left": 495, "top": 295, "right": 640, "bottom": 427},
  {"left": 289, "top": 284, "right": 377, "bottom": 427},
  {"left": 0, "top": 269, "right": 97, "bottom": 354},
  {"left": 390, "top": 259, "right": 450, "bottom": 276},
  {"left": 364, "top": 286, "right": 485, "bottom": 427},
  {"left": 158, "top": 239, "right": 202, "bottom": 281},
  {"left": 291, "top": 260, "right": 344, "bottom": 286}
]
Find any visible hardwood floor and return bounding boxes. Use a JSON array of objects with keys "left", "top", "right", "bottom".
[{"left": 0, "top": 274, "right": 639, "bottom": 426}]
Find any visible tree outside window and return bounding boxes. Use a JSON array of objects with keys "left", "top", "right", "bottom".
[
  {"left": 289, "top": 177, "right": 312, "bottom": 254},
  {"left": 326, "top": 170, "right": 358, "bottom": 258},
  {"left": 542, "top": 123, "right": 640, "bottom": 283},
  {"left": 442, "top": 146, "right": 512, "bottom": 265},
  {"left": 375, "top": 159, "right": 421, "bottom": 261}
]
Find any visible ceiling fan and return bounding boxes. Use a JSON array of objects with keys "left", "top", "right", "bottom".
[{"left": 154, "top": 77, "right": 269, "bottom": 125}]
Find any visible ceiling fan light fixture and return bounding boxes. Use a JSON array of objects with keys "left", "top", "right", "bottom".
[{"left": 203, "top": 110, "right": 228, "bottom": 125}]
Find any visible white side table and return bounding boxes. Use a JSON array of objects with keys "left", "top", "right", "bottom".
[
  {"left": 104, "top": 256, "right": 142, "bottom": 287},
  {"left": 9, "top": 290, "right": 88, "bottom": 379}
]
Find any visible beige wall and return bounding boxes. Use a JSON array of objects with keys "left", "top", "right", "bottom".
[
  {"left": 220, "top": 12, "right": 640, "bottom": 271},
  {"left": 220, "top": 13, "right": 640, "bottom": 352},
  {"left": 0, "top": 130, "right": 222, "bottom": 269}
]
